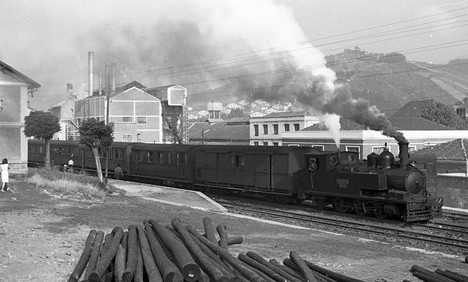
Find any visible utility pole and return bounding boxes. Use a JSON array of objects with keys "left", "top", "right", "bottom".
[{"left": 104, "top": 64, "right": 111, "bottom": 183}]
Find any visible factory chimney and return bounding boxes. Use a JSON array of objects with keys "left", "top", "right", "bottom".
[
  {"left": 111, "top": 63, "right": 116, "bottom": 93},
  {"left": 88, "top": 52, "right": 94, "bottom": 97}
]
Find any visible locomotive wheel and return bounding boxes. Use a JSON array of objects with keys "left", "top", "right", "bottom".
[
  {"left": 315, "top": 200, "right": 327, "bottom": 210},
  {"left": 332, "top": 199, "right": 350, "bottom": 213},
  {"left": 373, "top": 209, "right": 389, "bottom": 219}
]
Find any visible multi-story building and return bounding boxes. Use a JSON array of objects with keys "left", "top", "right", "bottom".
[
  {"left": 75, "top": 86, "right": 163, "bottom": 143},
  {"left": 250, "top": 111, "right": 321, "bottom": 146},
  {"left": 0, "top": 60, "right": 40, "bottom": 173}
]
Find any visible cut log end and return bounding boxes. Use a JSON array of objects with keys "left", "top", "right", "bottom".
[{"left": 181, "top": 264, "right": 201, "bottom": 282}]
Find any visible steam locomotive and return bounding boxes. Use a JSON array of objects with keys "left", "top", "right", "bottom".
[{"left": 28, "top": 140, "right": 443, "bottom": 222}]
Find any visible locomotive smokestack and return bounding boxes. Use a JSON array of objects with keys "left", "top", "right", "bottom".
[
  {"left": 88, "top": 51, "right": 94, "bottom": 97},
  {"left": 398, "top": 141, "right": 409, "bottom": 168}
]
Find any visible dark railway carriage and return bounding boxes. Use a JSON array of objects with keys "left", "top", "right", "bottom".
[
  {"left": 129, "top": 143, "right": 197, "bottom": 185},
  {"left": 28, "top": 140, "right": 134, "bottom": 178},
  {"left": 193, "top": 145, "right": 316, "bottom": 201}
]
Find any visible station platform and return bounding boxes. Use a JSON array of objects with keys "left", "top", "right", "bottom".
[{"left": 109, "top": 180, "right": 228, "bottom": 212}]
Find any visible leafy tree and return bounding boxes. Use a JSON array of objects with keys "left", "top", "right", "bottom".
[
  {"left": 420, "top": 101, "right": 468, "bottom": 129},
  {"left": 78, "top": 118, "right": 114, "bottom": 183},
  {"left": 24, "top": 111, "right": 61, "bottom": 168},
  {"left": 163, "top": 115, "right": 183, "bottom": 144}
]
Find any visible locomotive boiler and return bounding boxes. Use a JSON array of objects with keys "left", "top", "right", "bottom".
[{"left": 305, "top": 141, "right": 443, "bottom": 222}]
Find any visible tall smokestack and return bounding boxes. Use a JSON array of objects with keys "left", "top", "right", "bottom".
[
  {"left": 398, "top": 141, "right": 409, "bottom": 168},
  {"left": 88, "top": 51, "right": 94, "bottom": 97},
  {"left": 111, "top": 63, "right": 116, "bottom": 93}
]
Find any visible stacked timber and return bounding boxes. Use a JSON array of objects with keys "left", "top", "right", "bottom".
[{"left": 67, "top": 216, "right": 368, "bottom": 282}]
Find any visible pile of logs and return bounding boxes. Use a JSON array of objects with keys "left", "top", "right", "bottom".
[
  {"left": 406, "top": 265, "right": 468, "bottom": 282},
  {"left": 67, "top": 216, "right": 366, "bottom": 282}
]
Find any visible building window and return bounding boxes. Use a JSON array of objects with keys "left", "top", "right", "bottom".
[
  {"left": 254, "top": 142, "right": 259, "bottom": 146},
  {"left": 346, "top": 146, "right": 360, "bottom": 153},
  {"left": 123, "top": 117, "right": 133, "bottom": 123},
  {"left": 254, "top": 124, "right": 259, "bottom": 136},
  {"left": 273, "top": 124, "right": 278, "bottom": 135},
  {"left": 137, "top": 133, "right": 141, "bottom": 142},
  {"left": 123, "top": 134, "right": 133, "bottom": 142},
  {"left": 294, "top": 124, "right": 300, "bottom": 131},
  {"left": 312, "top": 145, "right": 324, "bottom": 151},
  {"left": 263, "top": 124, "right": 268, "bottom": 135},
  {"left": 284, "top": 124, "right": 290, "bottom": 131},
  {"left": 137, "top": 117, "right": 147, "bottom": 124},
  {"left": 372, "top": 146, "right": 388, "bottom": 154},
  {"left": 263, "top": 142, "right": 268, "bottom": 146},
  {"left": 273, "top": 142, "right": 279, "bottom": 146}
]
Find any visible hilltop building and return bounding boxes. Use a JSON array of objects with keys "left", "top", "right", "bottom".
[{"left": 0, "top": 60, "right": 40, "bottom": 173}]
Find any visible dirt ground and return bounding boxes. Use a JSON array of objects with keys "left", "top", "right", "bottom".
[{"left": 0, "top": 179, "right": 467, "bottom": 282}]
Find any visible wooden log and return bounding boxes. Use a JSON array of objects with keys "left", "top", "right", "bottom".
[
  {"left": 217, "top": 224, "right": 229, "bottom": 250},
  {"left": 137, "top": 225, "right": 163, "bottom": 282},
  {"left": 203, "top": 217, "right": 217, "bottom": 243},
  {"left": 172, "top": 218, "right": 230, "bottom": 282},
  {"left": 149, "top": 219, "right": 200, "bottom": 282},
  {"left": 238, "top": 253, "right": 289, "bottom": 282},
  {"left": 123, "top": 225, "right": 138, "bottom": 282},
  {"left": 134, "top": 241, "right": 144, "bottom": 282},
  {"left": 83, "top": 231, "right": 105, "bottom": 281},
  {"left": 89, "top": 227, "right": 124, "bottom": 282},
  {"left": 245, "top": 252, "right": 302, "bottom": 282},
  {"left": 237, "top": 259, "right": 276, "bottom": 282},
  {"left": 290, "top": 251, "right": 317, "bottom": 282},
  {"left": 411, "top": 265, "right": 455, "bottom": 282},
  {"left": 188, "top": 231, "right": 236, "bottom": 276},
  {"left": 186, "top": 225, "right": 267, "bottom": 282},
  {"left": 413, "top": 271, "right": 452, "bottom": 282},
  {"left": 284, "top": 258, "right": 365, "bottom": 282},
  {"left": 114, "top": 244, "right": 126, "bottom": 282},
  {"left": 435, "top": 269, "right": 468, "bottom": 282},
  {"left": 226, "top": 237, "right": 243, "bottom": 246},
  {"left": 144, "top": 221, "right": 184, "bottom": 282},
  {"left": 446, "top": 270, "right": 468, "bottom": 281},
  {"left": 269, "top": 259, "right": 304, "bottom": 280},
  {"left": 67, "top": 229, "right": 97, "bottom": 282}
]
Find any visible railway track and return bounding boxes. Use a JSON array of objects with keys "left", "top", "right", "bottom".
[{"left": 217, "top": 199, "right": 468, "bottom": 255}]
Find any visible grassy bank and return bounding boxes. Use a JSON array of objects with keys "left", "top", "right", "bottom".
[{"left": 26, "top": 168, "right": 117, "bottom": 201}]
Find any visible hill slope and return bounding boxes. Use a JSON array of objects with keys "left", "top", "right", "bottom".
[{"left": 190, "top": 49, "right": 468, "bottom": 116}]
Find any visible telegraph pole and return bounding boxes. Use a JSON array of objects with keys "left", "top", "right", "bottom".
[{"left": 104, "top": 64, "right": 111, "bottom": 183}]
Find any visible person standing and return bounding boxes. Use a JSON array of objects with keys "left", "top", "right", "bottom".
[
  {"left": 1, "top": 158, "right": 9, "bottom": 192},
  {"left": 114, "top": 164, "right": 123, "bottom": 180},
  {"left": 68, "top": 158, "right": 74, "bottom": 173}
]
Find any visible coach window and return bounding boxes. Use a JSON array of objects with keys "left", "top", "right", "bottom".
[
  {"left": 183, "top": 153, "right": 188, "bottom": 166},
  {"left": 254, "top": 124, "right": 259, "bottom": 136},
  {"left": 148, "top": 151, "right": 154, "bottom": 162},
  {"left": 167, "top": 152, "right": 172, "bottom": 165},
  {"left": 136, "top": 151, "right": 143, "bottom": 162},
  {"left": 231, "top": 154, "right": 245, "bottom": 168},
  {"left": 176, "top": 153, "right": 181, "bottom": 166},
  {"left": 158, "top": 152, "right": 164, "bottom": 164}
]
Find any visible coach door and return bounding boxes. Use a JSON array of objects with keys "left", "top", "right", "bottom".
[
  {"left": 205, "top": 152, "right": 218, "bottom": 183},
  {"left": 254, "top": 153, "right": 271, "bottom": 190}
]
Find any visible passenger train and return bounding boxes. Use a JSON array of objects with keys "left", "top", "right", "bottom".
[{"left": 28, "top": 140, "right": 443, "bottom": 222}]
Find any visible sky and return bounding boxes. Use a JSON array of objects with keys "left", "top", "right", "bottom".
[{"left": 1, "top": 0, "right": 468, "bottom": 111}]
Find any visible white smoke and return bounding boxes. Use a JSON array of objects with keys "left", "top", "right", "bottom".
[{"left": 323, "top": 113, "right": 341, "bottom": 149}]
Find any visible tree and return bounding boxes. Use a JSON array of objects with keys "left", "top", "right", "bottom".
[
  {"left": 78, "top": 119, "right": 114, "bottom": 183},
  {"left": 24, "top": 111, "right": 61, "bottom": 168},
  {"left": 420, "top": 101, "right": 468, "bottom": 129}
]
